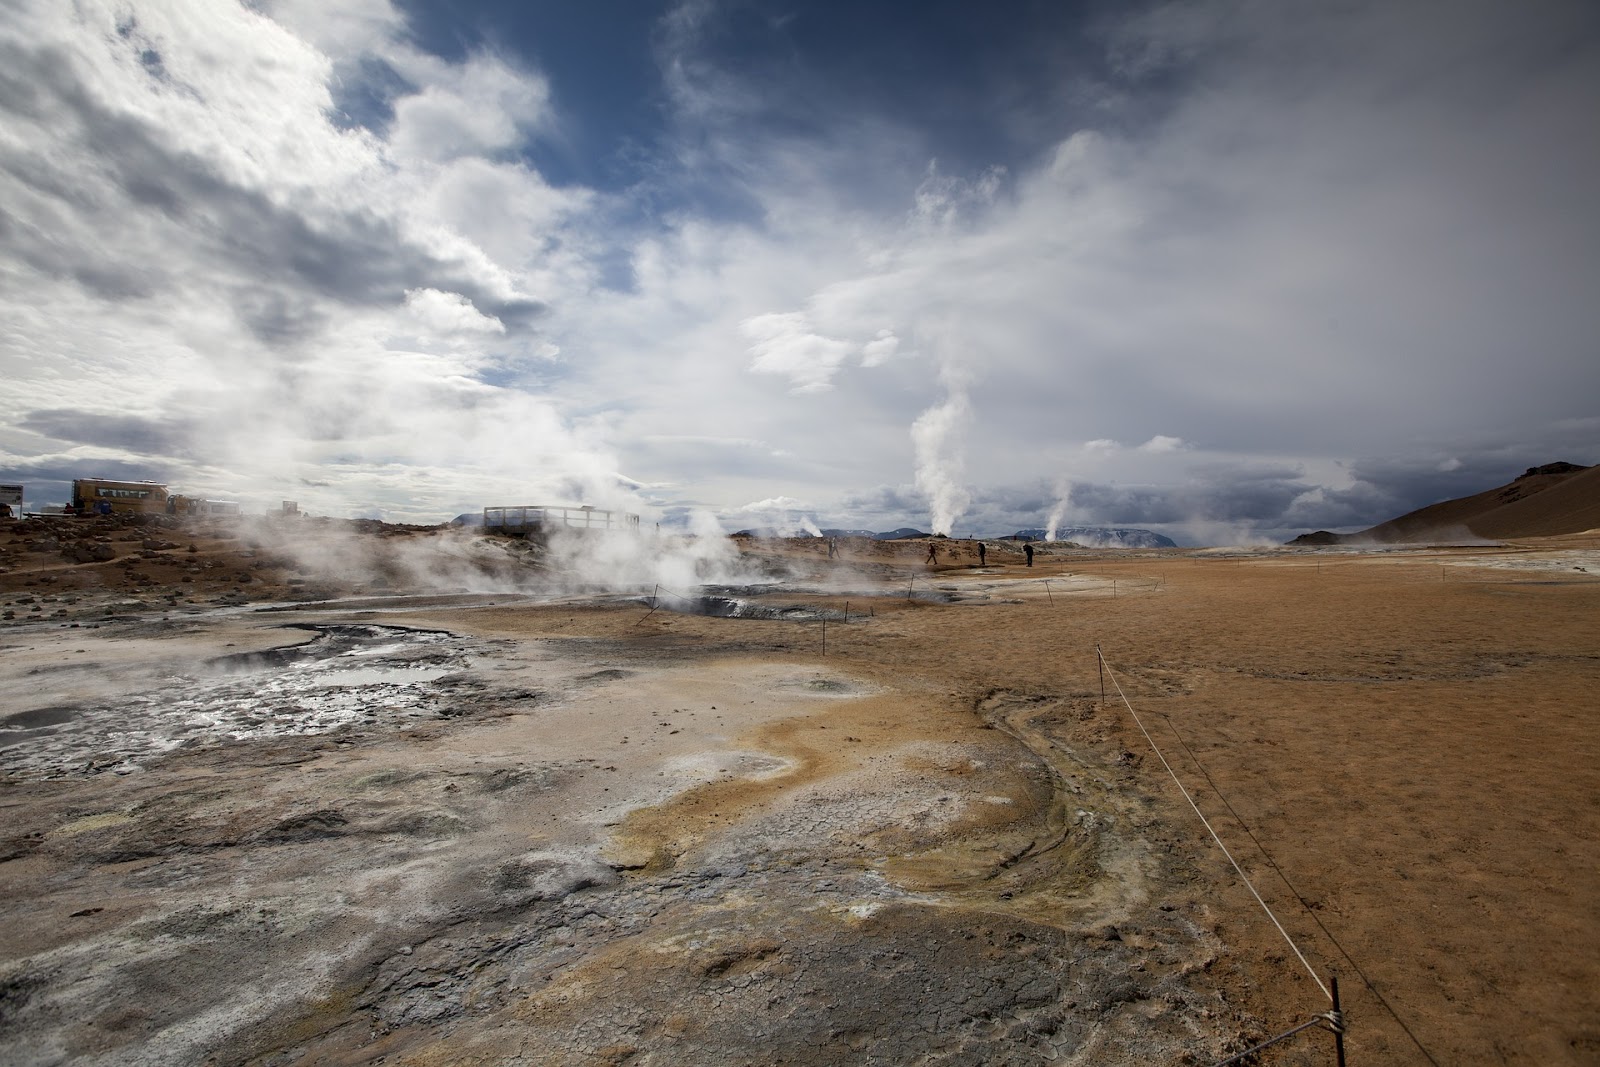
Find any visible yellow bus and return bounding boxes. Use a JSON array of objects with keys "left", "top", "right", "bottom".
[{"left": 71, "top": 478, "right": 169, "bottom": 515}]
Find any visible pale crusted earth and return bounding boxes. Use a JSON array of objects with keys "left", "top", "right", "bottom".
[{"left": 1, "top": 520, "right": 1597, "bottom": 1065}]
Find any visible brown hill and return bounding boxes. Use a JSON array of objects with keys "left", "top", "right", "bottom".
[{"left": 1291, "top": 461, "right": 1600, "bottom": 544}]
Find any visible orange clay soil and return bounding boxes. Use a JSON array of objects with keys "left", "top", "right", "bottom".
[
  {"left": 758, "top": 535, "right": 1600, "bottom": 1064},
  {"left": 890, "top": 541, "right": 1600, "bottom": 1066}
]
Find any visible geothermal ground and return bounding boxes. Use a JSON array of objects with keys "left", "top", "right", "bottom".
[{"left": 1, "top": 516, "right": 1598, "bottom": 1065}]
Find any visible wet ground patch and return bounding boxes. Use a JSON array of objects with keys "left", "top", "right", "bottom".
[
  {"left": 642, "top": 583, "right": 974, "bottom": 621},
  {"left": 0, "top": 624, "right": 477, "bottom": 779}
]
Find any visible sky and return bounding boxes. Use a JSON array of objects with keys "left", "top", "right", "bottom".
[{"left": 2, "top": 0, "right": 1597, "bottom": 545}]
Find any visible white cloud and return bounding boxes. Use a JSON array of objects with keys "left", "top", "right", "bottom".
[
  {"left": 404, "top": 289, "right": 505, "bottom": 335},
  {"left": 740, "top": 312, "right": 854, "bottom": 393},
  {"left": 1139, "top": 435, "right": 1189, "bottom": 454},
  {"left": 388, "top": 51, "right": 552, "bottom": 164},
  {"left": 860, "top": 329, "right": 900, "bottom": 366},
  {"left": 737, "top": 496, "right": 811, "bottom": 513}
]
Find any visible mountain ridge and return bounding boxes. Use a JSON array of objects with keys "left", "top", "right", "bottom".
[{"left": 1289, "top": 462, "right": 1599, "bottom": 545}]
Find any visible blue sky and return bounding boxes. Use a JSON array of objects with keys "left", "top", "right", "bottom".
[{"left": 1, "top": 0, "right": 1597, "bottom": 543}]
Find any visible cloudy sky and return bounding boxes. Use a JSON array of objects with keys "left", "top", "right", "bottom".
[{"left": 2, "top": 0, "right": 1596, "bottom": 543}]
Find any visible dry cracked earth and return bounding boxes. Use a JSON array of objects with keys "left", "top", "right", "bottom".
[{"left": 2, "top": 519, "right": 1598, "bottom": 1066}]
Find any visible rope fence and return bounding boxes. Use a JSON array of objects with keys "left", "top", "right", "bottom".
[
  {"left": 1096, "top": 646, "right": 1332, "bottom": 1003},
  {"left": 1097, "top": 644, "right": 1451, "bottom": 1067}
]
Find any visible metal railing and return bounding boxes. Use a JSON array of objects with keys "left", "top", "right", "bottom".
[{"left": 482, "top": 505, "right": 640, "bottom": 533}]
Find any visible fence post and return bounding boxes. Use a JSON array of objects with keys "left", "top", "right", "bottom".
[
  {"left": 1097, "top": 644, "right": 1105, "bottom": 704},
  {"left": 1332, "top": 975, "right": 1346, "bottom": 1067}
]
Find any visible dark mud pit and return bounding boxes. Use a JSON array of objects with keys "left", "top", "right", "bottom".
[{"left": 0, "top": 606, "right": 1274, "bottom": 1066}]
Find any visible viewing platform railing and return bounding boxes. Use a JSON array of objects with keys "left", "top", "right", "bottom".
[{"left": 482, "top": 505, "right": 640, "bottom": 534}]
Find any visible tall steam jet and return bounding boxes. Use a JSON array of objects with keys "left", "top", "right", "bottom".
[{"left": 911, "top": 365, "right": 972, "bottom": 537}]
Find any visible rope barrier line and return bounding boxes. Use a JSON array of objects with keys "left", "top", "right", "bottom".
[
  {"left": 1159, "top": 713, "right": 1444, "bottom": 1067},
  {"left": 1097, "top": 651, "right": 1332, "bottom": 1003}
]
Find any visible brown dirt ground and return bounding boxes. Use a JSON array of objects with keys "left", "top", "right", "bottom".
[
  {"left": 2, "top": 517, "right": 1597, "bottom": 1064},
  {"left": 745, "top": 533, "right": 1600, "bottom": 1064}
]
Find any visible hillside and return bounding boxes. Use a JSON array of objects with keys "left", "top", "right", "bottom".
[{"left": 1291, "top": 461, "right": 1599, "bottom": 545}]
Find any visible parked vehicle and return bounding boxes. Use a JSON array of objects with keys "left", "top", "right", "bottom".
[{"left": 71, "top": 478, "right": 169, "bottom": 515}]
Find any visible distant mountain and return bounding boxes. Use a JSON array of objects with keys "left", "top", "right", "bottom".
[
  {"left": 818, "top": 528, "right": 880, "bottom": 539},
  {"left": 1288, "top": 462, "right": 1599, "bottom": 545},
  {"left": 1013, "top": 526, "right": 1178, "bottom": 549},
  {"left": 871, "top": 528, "right": 932, "bottom": 540}
]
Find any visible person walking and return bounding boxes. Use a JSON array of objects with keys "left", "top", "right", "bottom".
[
  {"left": 926, "top": 542, "right": 938, "bottom": 565},
  {"left": 977, "top": 541, "right": 986, "bottom": 566},
  {"left": 1024, "top": 542, "right": 1034, "bottom": 567}
]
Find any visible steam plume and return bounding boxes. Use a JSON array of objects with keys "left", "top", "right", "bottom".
[
  {"left": 1044, "top": 502, "right": 1066, "bottom": 543},
  {"left": 911, "top": 362, "right": 972, "bottom": 537},
  {"left": 1044, "top": 480, "right": 1070, "bottom": 541}
]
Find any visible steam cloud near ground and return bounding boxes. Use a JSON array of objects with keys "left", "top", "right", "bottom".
[{"left": 243, "top": 511, "right": 792, "bottom": 600}]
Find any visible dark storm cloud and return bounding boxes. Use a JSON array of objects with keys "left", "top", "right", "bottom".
[
  {"left": 4, "top": 455, "right": 173, "bottom": 503},
  {"left": 1064, "top": 482, "right": 1187, "bottom": 526},
  {"left": 1329, "top": 444, "right": 1599, "bottom": 527},
  {"left": 1042, "top": 468, "right": 1326, "bottom": 530},
  {"left": 1345, "top": 455, "right": 1534, "bottom": 511},
  {"left": 21, "top": 410, "right": 201, "bottom": 460}
]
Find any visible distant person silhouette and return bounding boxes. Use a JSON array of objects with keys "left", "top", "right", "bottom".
[
  {"left": 926, "top": 542, "right": 937, "bottom": 565},
  {"left": 978, "top": 542, "right": 986, "bottom": 565},
  {"left": 1024, "top": 542, "right": 1034, "bottom": 567}
]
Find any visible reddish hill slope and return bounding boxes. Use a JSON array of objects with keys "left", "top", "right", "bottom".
[
  {"left": 1467, "top": 463, "right": 1600, "bottom": 538},
  {"left": 1291, "top": 462, "right": 1599, "bottom": 544}
]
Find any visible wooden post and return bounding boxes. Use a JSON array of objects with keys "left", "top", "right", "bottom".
[
  {"left": 1044, "top": 579, "right": 1053, "bottom": 605},
  {"left": 1097, "top": 644, "right": 1105, "bottom": 704},
  {"left": 1332, "top": 975, "right": 1346, "bottom": 1067},
  {"left": 821, "top": 617, "right": 827, "bottom": 657}
]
